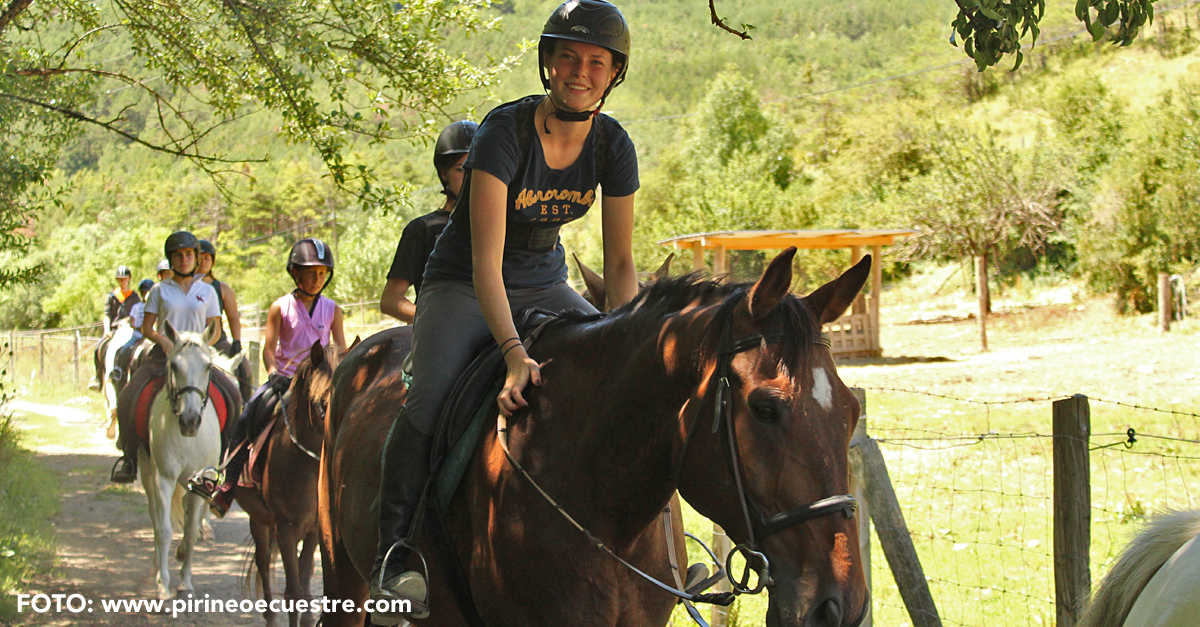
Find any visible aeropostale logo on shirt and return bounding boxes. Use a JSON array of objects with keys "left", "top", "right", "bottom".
[{"left": 514, "top": 188, "right": 595, "bottom": 213}]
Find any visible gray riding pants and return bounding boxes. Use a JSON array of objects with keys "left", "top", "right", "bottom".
[{"left": 405, "top": 279, "right": 597, "bottom": 435}]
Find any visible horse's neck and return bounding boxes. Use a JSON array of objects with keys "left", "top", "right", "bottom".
[{"left": 516, "top": 316, "right": 710, "bottom": 545}]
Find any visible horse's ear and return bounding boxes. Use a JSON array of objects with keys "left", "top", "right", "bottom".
[
  {"left": 163, "top": 320, "right": 179, "bottom": 345},
  {"left": 654, "top": 253, "right": 675, "bottom": 281},
  {"left": 574, "top": 252, "right": 606, "bottom": 310},
  {"left": 203, "top": 319, "right": 221, "bottom": 346},
  {"left": 802, "top": 255, "right": 872, "bottom": 325},
  {"left": 310, "top": 340, "right": 325, "bottom": 367},
  {"left": 748, "top": 248, "right": 798, "bottom": 321},
  {"left": 350, "top": 335, "right": 362, "bottom": 349}
]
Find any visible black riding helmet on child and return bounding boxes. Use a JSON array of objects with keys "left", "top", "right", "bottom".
[
  {"left": 198, "top": 239, "right": 217, "bottom": 263},
  {"left": 287, "top": 238, "right": 335, "bottom": 297},
  {"left": 538, "top": 0, "right": 630, "bottom": 122},
  {"left": 164, "top": 231, "right": 200, "bottom": 278},
  {"left": 433, "top": 120, "right": 478, "bottom": 190}
]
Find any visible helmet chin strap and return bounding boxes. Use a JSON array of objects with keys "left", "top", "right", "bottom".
[{"left": 542, "top": 93, "right": 604, "bottom": 134}]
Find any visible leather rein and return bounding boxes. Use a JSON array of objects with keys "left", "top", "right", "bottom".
[{"left": 495, "top": 291, "right": 860, "bottom": 624}]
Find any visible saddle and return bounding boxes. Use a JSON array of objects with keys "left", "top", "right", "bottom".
[
  {"left": 427, "top": 308, "right": 590, "bottom": 510},
  {"left": 134, "top": 376, "right": 230, "bottom": 446},
  {"left": 415, "top": 308, "right": 596, "bottom": 627}
]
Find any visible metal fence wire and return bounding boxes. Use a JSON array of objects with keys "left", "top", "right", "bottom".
[{"left": 859, "top": 387, "right": 1200, "bottom": 627}]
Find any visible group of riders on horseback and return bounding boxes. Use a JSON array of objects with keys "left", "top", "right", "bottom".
[{"left": 101, "top": 2, "right": 694, "bottom": 623}]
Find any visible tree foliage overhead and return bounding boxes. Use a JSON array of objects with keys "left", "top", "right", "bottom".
[{"left": 1, "top": 0, "right": 506, "bottom": 201}]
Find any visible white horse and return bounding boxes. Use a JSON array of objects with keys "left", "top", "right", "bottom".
[
  {"left": 102, "top": 320, "right": 136, "bottom": 439},
  {"left": 1078, "top": 509, "right": 1200, "bottom": 627},
  {"left": 138, "top": 320, "right": 224, "bottom": 600}
]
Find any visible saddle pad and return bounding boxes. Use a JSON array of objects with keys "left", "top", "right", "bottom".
[{"left": 136, "top": 378, "right": 228, "bottom": 444}]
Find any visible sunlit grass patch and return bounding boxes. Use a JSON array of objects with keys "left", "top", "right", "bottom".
[{"left": 0, "top": 414, "right": 60, "bottom": 621}]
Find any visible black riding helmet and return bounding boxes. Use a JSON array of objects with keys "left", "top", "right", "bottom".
[
  {"left": 433, "top": 120, "right": 479, "bottom": 185},
  {"left": 115, "top": 265, "right": 132, "bottom": 279},
  {"left": 287, "top": 238, "right": 334, "bottom": 297},
  {"left": 164, "top": 231, "right": 200, "bottom": 277},
  {"left": 198, "top": 239, "right": 217, "bottom": 265},
  {"left": 538, "top": 0, "right": 630, "bottom": 120},
  {"left": 138, "top": 279, "right": 155, "bottom": 294}
]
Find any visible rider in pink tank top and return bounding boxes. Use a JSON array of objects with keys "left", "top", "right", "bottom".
[
  {"left": 274, "top": 293, "right": 336, "bottom": 377},
  {"left": 188, "top": 238, "right": 345, "bottom": 517}
]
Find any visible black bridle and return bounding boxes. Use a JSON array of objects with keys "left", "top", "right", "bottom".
[
  {"left": 167, "top": 359, "right": 211, "bottom": 418},
  {"left": 495, "top": 291, "right": 864, "bottom": 627},
  {"left": 673, "top": 291, "right": 858, "bottom": 597}
]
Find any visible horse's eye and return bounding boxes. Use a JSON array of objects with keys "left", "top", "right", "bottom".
[{"left": 748, "top": 390, "right": 787, "bottom": 424}]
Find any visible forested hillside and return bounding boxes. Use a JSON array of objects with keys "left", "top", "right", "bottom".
[{"left": 4, "top": 0, "right": 1199, "bottom": 328}]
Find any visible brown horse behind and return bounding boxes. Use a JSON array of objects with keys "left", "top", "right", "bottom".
[
  {"left": 235, "top": 340, "right": 344, "bottom": 627},
  {"left": 320, "top": 249, "right": 870, "bottom": 627}
]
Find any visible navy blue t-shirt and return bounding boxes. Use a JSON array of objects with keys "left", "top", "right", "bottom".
[{"left": 423, "top": 96, "right": 639, "bottom": 289}]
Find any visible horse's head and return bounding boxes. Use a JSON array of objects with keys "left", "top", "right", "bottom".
[
  {"left": 678, "top": 249, "right": 871, "bottom": 627},
  {"left": 163, "top": 320, "right": 218, "bottom": 436},
  {"left": 287, "top": 340, "right": 345, "bottom": 445}
]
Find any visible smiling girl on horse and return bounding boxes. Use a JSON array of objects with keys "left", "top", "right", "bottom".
[
  {"left": 189, "top": 237, "right": 346, "bottom": 516},
  {"left": 111, "top": 231, "right": 241, "bottom": 483},
  {"left": 370, "top": 1, "right": 638, "bottom": 621}
]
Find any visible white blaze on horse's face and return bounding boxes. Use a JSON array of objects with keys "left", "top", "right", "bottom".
[{"left": 811, "top": 366, "right": 834, "bottom": 412}]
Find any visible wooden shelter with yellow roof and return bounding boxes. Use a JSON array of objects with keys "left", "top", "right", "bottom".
[{"left": 660, "top": 229, "right": 916, "bottom": 358}]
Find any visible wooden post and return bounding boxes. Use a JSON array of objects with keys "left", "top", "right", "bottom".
[
  {"left": 859, "top": 437, "right": 942, "bottom": 626},
  {"left": 39, "top": 332, "right": 45, "bottom": 377},
  {"left": 711, "top": 525, "right": 732, "bottom": 627},
  {"left": 870, "top": 245, "right": 883, "bottom": 356},
  {"left": 1053, "top": 395, "right": 1091, "bottom": 627},
  {"left": 1159, "top": 273, "right": 1171, "bottom": 332},
  {"left": 691, "top": 241, "right": 704, "bottom": 275},
  {"left": 975, "top": 255, "right": 989, "bottom": 352},
  {"left": 73, "top": 331, "right": 81, "bottom": 387},
  {"left": 851, "top": 246, "right": 866, "bottom": 315},
  {"left": 848, "top": 388, "right": 872, "bottom": 627},
  {"left": 713, "top": 245, "right": 727, "bottom": 277},
  {"left": 247, "top": 340, "right": 262, "bottom": 388}
]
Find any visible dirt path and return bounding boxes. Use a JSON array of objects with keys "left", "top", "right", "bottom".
[{"left": 9, "top": 401, "right": 296, "bottom": 627}]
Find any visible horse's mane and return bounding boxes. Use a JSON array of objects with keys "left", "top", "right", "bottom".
[
  {"left": 172, "top": 331, "right": 213, "bottom": 356},
  {"left": 562, "top": 272, "right": 822, "bottom": 371},
  {"left": 291, "top": 343, "right": 340, "bottom": 400},
  {"left": 1078, "top": 508, "right": 1200, "bottom": 627}
]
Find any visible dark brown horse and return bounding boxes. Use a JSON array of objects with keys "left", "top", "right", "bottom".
[
  {"left": 320, "top": 248, "right": 870, "bottom": 627},
  {"left": 235, "top": 340, "right": 344, "bottom": 627}
]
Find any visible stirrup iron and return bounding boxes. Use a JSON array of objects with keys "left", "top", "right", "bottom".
[{"left": 186, "top": 467, "right": 224, "bottom": 501}]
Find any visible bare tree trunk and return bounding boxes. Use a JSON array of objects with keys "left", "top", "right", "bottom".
[{"left": 976, "top": 254, "right": 989, "bottom": 352}]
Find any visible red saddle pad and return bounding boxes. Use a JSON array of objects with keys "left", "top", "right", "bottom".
[{"left": 135, "top": 377, "right": 228, "bottom": 444}]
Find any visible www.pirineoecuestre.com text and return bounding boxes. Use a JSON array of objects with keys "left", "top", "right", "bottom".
[{"left": 16, "top": 593, "right": 410, "bottom": 619}]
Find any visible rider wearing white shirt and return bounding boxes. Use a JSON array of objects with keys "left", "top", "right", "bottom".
[{"left": 111, "top": 231, "right": 241, "bottom": 484}]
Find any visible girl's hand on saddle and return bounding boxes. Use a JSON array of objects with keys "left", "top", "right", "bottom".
[{"left": 499, "top": 348, "right": 544, "bottom": 417}]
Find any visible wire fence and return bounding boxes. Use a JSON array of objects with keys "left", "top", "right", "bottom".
[
  {"left": 858, "top": 387, "right": 1200, "bottom": 627},
  {"left": 1, "top": 299, "right": 405, "bottom": 390}
]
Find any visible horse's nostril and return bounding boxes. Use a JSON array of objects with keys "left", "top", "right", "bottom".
[{"left": 808, "top": 598, "right": 842, "bottom": 627}]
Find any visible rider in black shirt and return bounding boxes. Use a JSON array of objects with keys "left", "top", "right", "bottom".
[{"left": 379, "top": 120, "right": 478, "bottom": 323}]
